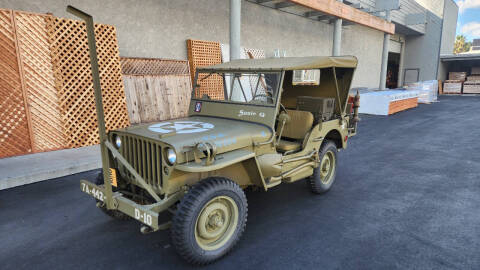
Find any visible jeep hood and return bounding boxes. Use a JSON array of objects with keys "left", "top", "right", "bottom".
[{"left": 114, "top": 116, "right": 272, "bottom": 153}]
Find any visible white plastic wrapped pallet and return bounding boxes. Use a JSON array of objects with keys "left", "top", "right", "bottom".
[{"left": 405, "top": 80, "right": 438, "bottom": 103}]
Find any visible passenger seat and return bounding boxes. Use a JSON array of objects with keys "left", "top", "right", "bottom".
[{"left": 277, "top": 110, "right": 314, "bottom": 153}]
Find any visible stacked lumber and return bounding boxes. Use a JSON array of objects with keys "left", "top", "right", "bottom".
[
  {"left": 466, "top": 74, "right": 480, "bottom": 81},
  {"left": 388, "top": 98, "right": 418, "bottom": 115},
  {"left": 463, "top": 82, "right": 480, "bottom": 94},
  {"left": 443, "top": 80, "right": 463, "bottom": 94},
  {"left": 448, "top": 72, "right": 467, "bottom": 81},
  {"left": 359, "top": 90, "right": 419, "bottom": 116}
]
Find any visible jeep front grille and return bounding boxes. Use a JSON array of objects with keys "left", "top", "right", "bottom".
[{"left": 118, "top": 135, "right": 163, "bottom": 189}]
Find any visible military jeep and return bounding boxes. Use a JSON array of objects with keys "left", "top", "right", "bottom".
[
  {"left": 70, "top": 7, "right": 360, "bottom": 264},
  {"left": 80, "top": 55, "right": 360, "bottom": 264}
]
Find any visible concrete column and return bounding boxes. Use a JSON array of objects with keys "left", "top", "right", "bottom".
[
  {"left": 379, "top": 10, "right": 391, "bottom": 90},
  {"left": 230, "top": 0, "right": 241, "bottom": 61},
  {"left": 332, "top": 0, "right": 343, "bottom": 56},
  {"left": 397, "top": 38, "right": 406, "bottom": 87}
]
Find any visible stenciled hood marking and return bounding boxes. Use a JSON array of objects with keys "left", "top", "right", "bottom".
[{"left": 148, "top": 121, "right": 214, "bottom": 134}]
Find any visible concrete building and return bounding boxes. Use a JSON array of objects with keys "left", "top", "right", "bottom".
[{"left": 1, "top": 0, "right": 458, "bottom": 89}]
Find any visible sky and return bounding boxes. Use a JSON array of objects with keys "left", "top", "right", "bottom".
[{"left": 455, "top": 0, "right": 480, "bottom": 41}]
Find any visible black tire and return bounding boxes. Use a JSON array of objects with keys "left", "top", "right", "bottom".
[
  {"left": 171, "top": 177, "right": 248, "bottom": 265},
  {"left": 95, "top": 172, "right": 130, "bottom": 220},
  {"left": 309, "top": 140, "right": 338, "bottom": 194}
]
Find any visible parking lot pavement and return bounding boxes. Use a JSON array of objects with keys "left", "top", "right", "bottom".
[{"left": 1, "top": 96, "right": 479, "bottom": 270}]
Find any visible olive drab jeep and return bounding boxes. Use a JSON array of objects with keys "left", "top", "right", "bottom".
[{"left": 69, "top": 6, "right": 360, "bottom": 266}]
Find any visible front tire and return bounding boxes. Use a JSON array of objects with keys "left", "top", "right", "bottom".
[
  {"left": 309, "top": 140, "right": 338, "bottom": 194},
  {"left": 171, "top": 177, "right": 248, "bottom": 265}
]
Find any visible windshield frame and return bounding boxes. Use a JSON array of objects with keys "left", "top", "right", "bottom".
[{"left": 191, "top": 70, "right": 282, "bottom": 108}]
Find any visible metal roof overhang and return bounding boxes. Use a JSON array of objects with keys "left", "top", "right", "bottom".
[
  {"left": 440, "top": 53, "right": 480, "bottom": 62},
  {"left": 246, "top": 0, "right": 395, "bottom": 34}
]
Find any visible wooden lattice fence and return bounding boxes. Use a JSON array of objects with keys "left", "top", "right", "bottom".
[
  {"left": 46, "top": 16, "right": 130, "bottom": 148},
  {"left": 0, "top": 9, "right": 32, "bottom": 158},
  {"left": 121, "top": 57, "right": 190, "bottom": 76},
  {"left": 187, "top": 39, "right": 224, "bottom": 100},
  {"left": 0, "top": 8, "right": 130, "bottom": 158},
  {"left": 14, "top": 11, "right": 65, "bottom": 152}
]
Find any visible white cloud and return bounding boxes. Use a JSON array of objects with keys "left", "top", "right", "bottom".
[
  {"left": 461, "top": 22, "right": 480, "bottom": 38},
  {"left": 457, "top": 0, "right": 480, "bottom": 13}
]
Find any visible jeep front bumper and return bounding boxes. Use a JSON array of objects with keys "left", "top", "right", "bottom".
[{"left": 80, "top": 180, "right": 181, "bottom": 231}]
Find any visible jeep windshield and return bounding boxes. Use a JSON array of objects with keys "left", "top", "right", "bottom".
[{"left": 192, "top": 71, "right": 281, "bottom": 107}]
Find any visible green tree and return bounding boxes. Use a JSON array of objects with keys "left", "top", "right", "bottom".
[{"left": 454, "top": 35, "right": 472, "bottom": 54}]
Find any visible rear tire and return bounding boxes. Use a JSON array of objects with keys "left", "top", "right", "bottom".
[
  {"left": 171, "top": 177, "right": 248, "bottom": 265},
  {"left": 309, "top": 140, "right": 338, "bottom": 194},
  {"left": 95, "top": 172, "right": 130, "bottom": 220}
]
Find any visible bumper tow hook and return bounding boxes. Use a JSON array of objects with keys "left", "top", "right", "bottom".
[{"left": 140, "top": 225, "right": 153, "bottom": 234}]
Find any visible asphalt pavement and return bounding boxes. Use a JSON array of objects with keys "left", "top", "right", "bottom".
[{"left": 1, "top": 96, "right": 479, "bottom": 269}]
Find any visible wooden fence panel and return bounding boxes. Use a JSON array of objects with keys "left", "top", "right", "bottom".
[
  {"left": 14, "top": 12, "right": 65, "bottom": 152},
  {"left": 123, "top": 75, "right": 191, "bottom": 124},
  {"left": 46, "top": 17, "right": 130, "bottom": 148},
  {"left": 187, "top": 39, "right": 224, "bottom": 100},
  {"left": 0, "top": 9, "right": 32, "bottom": 158}
]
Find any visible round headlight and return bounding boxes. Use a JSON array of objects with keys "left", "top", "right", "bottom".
[
  {"left": 166, "top": 148, "right": 177, "bottom": 165},
  {"left": 114, "top": 135, "right": 122, "bottom": 148}
]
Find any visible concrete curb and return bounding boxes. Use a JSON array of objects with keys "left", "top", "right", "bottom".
[{"left": 0, "top": 145, "right": 101, "bottom": 190}]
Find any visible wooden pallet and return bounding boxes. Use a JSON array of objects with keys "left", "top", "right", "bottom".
[
  {"left": 0, "top": 9, "right": 33, "bottom": 158},
  {"left": 388, "top": 97, "right": 418, "bottom": 115},
  {"left": 46, "top": 16, "right": 130, "bottom": 148},
  {"left": 187, "top": 39, "right": 224, "bottom": 100}
]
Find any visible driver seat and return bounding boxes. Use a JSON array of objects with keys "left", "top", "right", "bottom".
[{"left": 277, "top": 110, "right": 314, "bottom": 153}]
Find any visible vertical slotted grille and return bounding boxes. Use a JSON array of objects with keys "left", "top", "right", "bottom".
[{"left": 119, "top": 135, "right": 162, "bottom": 188}]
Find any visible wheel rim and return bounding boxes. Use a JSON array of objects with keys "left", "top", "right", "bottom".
[
  {"left": 319, "top": 150, "right": 336, "bottom": 184},
  {"left": 195, "top": 195, "right": 239, "bottom": 251}
]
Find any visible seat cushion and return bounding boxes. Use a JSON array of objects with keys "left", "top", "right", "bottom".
[
  {"left": 282, "top": 110, "right": 314, "bottom": 139},
  {"left": 277, "top": 139, "right": 302, "bottom": 152}
]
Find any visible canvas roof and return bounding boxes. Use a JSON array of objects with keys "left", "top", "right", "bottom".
[{"left": 197, "top": 56, "right": 358, "bottom": 72}]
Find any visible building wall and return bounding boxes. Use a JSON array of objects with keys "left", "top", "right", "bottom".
[
  {"left": 342, "top": 24, "right": 384, "bottom": 87},
  {"left": 440, "top": 0, "right": 458, "bottom": 54},
  {"left": 403, "top": 10, "right": 443, "bottom": 81},
  {"left": 437, "top": 0, "right": 458, "bottom": 81},
  {"left": 0, "top": 0, "right": 384, "bottom": 88}
]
